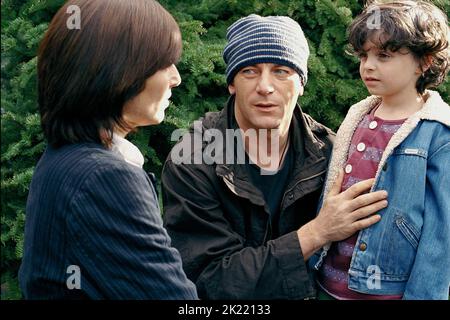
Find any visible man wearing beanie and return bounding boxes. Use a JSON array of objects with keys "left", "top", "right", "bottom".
[{"left": 162, "top": 14, "right": 388, "bottom": 299}]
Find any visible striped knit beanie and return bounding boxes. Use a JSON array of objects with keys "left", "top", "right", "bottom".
[{"left": 223, "top": 14, "right": 310, "bottom": 85}]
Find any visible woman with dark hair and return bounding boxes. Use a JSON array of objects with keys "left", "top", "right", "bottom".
[{"left": 19, "top": 0, "right": 198, "bottom": 299}]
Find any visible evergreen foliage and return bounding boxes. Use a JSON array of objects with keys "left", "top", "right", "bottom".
[{"left": 1, "top": 0, "right": 449, "bottom": 299}]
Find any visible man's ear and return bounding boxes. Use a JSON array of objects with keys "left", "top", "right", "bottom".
[
  {"left": 228, "top": 83, "right": 236, "bottom": 95},
  {"left": 298, "top": 84, "right": 304, "bottom": 97}
]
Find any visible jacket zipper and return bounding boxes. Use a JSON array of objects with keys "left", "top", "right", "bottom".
[
  {"left": 282, "top": 169, "right": 327, "bottom": 205},
  {"left": 263, "top": 217, "right": 272, "bottom": 243},
  {"left": 264, "top": 169, "right": 327, "bottom": 243},
  {"left": 295, "top": 169, "right": 326, "bottom": 185},
  {"left": 222, "top": 168, "right": 326, "bottom": 244}
]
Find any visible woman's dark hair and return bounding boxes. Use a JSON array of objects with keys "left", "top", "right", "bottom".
[
  {"left": 348, "top": 0, "right": 449, "bottom": 94},
  {"left": 38, "top": 0, "right": 182, "bottom": 147}
]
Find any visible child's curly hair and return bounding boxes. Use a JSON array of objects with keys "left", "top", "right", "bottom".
[{"left": 348, "top": 0, "right": 449, "bottom": 94}]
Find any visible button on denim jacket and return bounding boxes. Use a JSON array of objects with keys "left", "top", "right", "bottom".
[{"left": 310, "top": 90, "right": 450, "bottom": 300}]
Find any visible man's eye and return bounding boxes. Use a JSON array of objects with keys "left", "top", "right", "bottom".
[
  {"left": 274, "top": 69, "right": 289, "bottom": 74},
  {"left": 241, "top": 69, "right": 257, "bottom": 74}
]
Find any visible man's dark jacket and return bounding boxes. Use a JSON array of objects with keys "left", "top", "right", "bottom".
[{"left": 162, "top": 96, "right": 334, "bottom": 299}]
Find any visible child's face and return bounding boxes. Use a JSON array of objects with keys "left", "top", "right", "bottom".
[{"left": 358, "top": 40, "right": 422, "bottom": 99}]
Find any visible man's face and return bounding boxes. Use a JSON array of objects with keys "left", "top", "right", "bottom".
[{"left": 228, "top": 63, "right": 304, "bottom": 134}]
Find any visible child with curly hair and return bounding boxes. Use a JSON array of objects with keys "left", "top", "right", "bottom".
[{"left": 312, "top": 0, "right": 450, "bottom": 299}]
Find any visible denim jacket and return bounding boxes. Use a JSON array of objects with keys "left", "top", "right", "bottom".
[{"left": 310, "top": 90, "right": 450, "bottom": 300}]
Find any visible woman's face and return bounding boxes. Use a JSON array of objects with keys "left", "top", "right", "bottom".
[{"left": 121, "top": 64, "right": 181, "bottom": 132}]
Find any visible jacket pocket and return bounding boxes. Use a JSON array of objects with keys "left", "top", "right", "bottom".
[
  {"left": 377, "top": 209, "right": 422, "bottom": 277},
  {"left": 394, "top": 214, "right": 420, "bottom": 249}
]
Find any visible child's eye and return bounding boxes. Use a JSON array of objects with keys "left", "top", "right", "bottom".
[
  {"left": 378, "top": 52, "right": 391, "bottom": 59},
  {"left": 357, "top": 52, "right": 367, "bottom": 59}
]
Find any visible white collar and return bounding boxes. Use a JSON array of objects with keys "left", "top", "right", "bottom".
[{"left": 111, "top": 134, "right": 145, "bottom": 168}]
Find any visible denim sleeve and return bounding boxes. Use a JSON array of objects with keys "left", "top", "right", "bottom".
[
  {"left": 67, "top": 163, "right": 198, "bottom": 299},
  {"left": 403, "top": 142, "right": 450, "bottom": 300}
]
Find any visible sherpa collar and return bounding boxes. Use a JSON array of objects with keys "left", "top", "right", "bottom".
[{"left": 322, "top": 90, "right": 449, "bottom": 199}]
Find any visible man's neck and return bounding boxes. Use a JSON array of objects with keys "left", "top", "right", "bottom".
[{"left": 243, "top": 128, "right": 290, "bottom": 171}]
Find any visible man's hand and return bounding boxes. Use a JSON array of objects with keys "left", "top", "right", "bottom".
[{"left": 297, "top": 169, "right": 388, "bottom": 259}]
